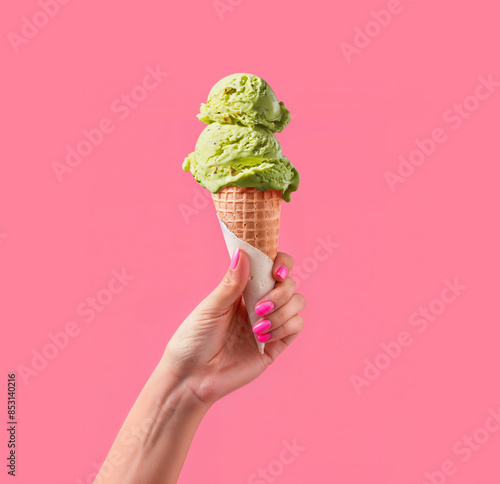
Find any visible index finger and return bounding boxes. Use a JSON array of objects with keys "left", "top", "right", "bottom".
[{"left": 272, "top": 252, "right": 295, "bottom": 282}]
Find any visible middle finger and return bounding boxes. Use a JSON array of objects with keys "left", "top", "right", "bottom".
[{"left": 254, "top": 277, "right": 297, "bottom": 317}]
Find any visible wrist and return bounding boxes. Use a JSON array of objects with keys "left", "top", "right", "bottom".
[
  {"left": 99, "top": 361, "right": 210, "bottom": 484},
  {"left": 153, "top": 360, "right": 214, "bottom": 413}
]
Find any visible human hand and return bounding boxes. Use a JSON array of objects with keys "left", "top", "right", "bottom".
[{"left": 161, "top": 250, "right": 305, "bottom": 406}]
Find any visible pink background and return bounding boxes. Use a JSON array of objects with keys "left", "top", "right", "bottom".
[{"left": 2, "top": 0, "right": 500, "bottom": 482}]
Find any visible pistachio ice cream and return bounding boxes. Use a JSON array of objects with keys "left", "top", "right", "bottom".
[
  {"left": 197, "top": 73, "right": 291, "bottom": 133},
  {"left": 183, "top": 73, "right": 299, "bottom": 201}
]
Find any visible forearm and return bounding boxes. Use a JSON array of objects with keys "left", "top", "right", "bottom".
[{"left": 96, "top": 364, "right": 209, "bottom": 484}]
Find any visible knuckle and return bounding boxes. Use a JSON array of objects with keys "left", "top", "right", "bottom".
[
  {"left": 274, "top": 277, "right": 295, "bottom": 302},
  {"left": 275, "top": 285, "right": 293, "bottom": 306},
  {"left": 293, "top": 293, "right": 306, "bottom": 308},
  {"left": 277, "top": 252, "right": 294, "bottom": 270},
  {"left": 295, "top": 315, "right": 304, "bottom": 332},
  {"left": 221, "top": 273, "right": 241, "bottom": 291},
  {"left": 221, "top": 273, "right": 233, "bottom": 288}
]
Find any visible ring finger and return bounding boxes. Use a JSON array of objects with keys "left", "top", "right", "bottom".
[{"left": 252, "top": 293, "right": 305, "bottom": 337}]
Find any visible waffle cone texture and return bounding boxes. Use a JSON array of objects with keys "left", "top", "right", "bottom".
[{"left": 212, "top": 187, "right": 281, "bottom": 260}]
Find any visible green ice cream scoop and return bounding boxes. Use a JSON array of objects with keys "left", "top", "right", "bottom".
[
  {"left": 183, "top": 123, "right": 299, "bottom": 202},
  {"left": 197, "top": 73, "right": 291, "bottom": 133}
]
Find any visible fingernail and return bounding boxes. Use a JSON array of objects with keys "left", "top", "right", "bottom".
[
  {"left": 230, "top": 248, "right": 240, "bottom": 270},
  {"left": 256, "top": 333, "right": 271, "bottom": 343},
  {"left": 255, "top": 301, "right": 274, "bottom": 316},
  {"left": 252, "top": 319, "right": 271, "bottom": 334},
  {"left": 276, "top": 266, "right": 288, "bottom": 280}
]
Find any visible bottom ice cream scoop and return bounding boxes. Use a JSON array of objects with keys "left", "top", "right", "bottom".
[{"left": 182, "top": 123, "right": 299, "bottom": 202}]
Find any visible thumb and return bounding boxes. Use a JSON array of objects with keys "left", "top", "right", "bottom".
[{"left": 208, "top": 248, "right": 250, "bottom": 311}]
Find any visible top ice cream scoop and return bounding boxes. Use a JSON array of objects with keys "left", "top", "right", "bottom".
[{"left": 197, "top": 73, "right": 291, "bottom": 133}]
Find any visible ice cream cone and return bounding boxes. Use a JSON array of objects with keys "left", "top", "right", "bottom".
[
  {"left": 183, "top": 74, "right": 299, "bottom": 355},
  {"left": 212, "top": 187, "right": 281, "bottom": 261}
]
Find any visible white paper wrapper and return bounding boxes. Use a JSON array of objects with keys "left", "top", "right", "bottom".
[{"left": 217, "top": 216, "right": 276, "bottom": 354}]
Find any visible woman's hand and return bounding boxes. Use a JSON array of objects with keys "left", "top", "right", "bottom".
[
  {"left": 97, "top": 250, "right": 304, "bottom": 484},
  {"left": 161, "top": 250, "right": 305, "bottom": 405}
]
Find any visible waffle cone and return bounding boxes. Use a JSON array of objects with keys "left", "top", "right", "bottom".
[{"left": 212, "top": 187, "right": 281, "bottom": 260}]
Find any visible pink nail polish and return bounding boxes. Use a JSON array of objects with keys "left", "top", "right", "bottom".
[
  {"left": 230, "top": 248, "right": 240, "bottom": 269},
  {"left": 252, "top": 319, "right": 271, "bottom": 334},
  {"left": 256, "top": 333, "right": 271, "bottom": 343},
  {"left": 276, "top": 266, "right": 288, "bottom": 280},
  {"left": 255, "top": 301, "right": 274, "bottom": 316}
]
